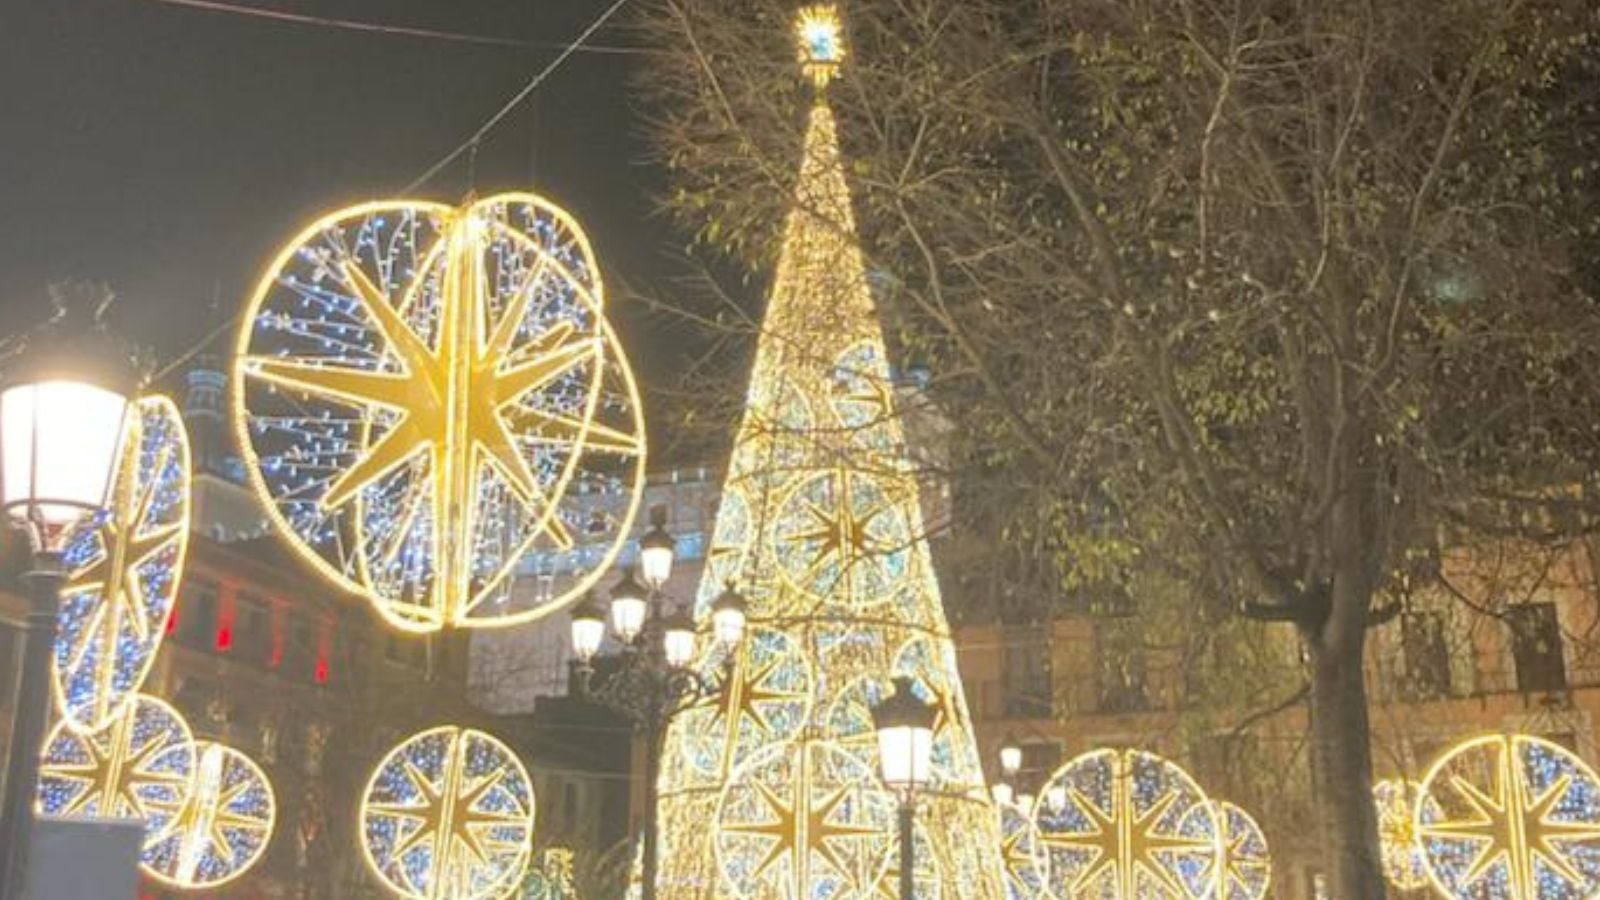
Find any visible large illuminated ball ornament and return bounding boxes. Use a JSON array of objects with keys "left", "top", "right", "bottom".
[
  {"left": 141, "top": 741, "right": 277, "bottom": 889},
  {"left": 1199, "top": 800, "right": 1270, "bottom": 900},
  {"left": 54, "top": 395, "right": 190, "bottom": 734},
  {"left": 233, "top": 192, "right": 647, "bottom": 633},
  {"left": 1417, "top": 733, "right": 1600, "bottom": 899},
  {"left": 999, "top": 800, "right": 1045, "bottom": 899},
  {"left": 37, "top": 693, "right": 195, "bottom": 840},
  {"left": 1373, "top": 778, "right": 1434, "bottom": 892},
  {"left": 714, "top": 739, "right": 895, "bottom": 898},
  {"left": 360, "top": 726, "right": 537, "bottom": 900},
  {"left": 1033, "top": 748, "right": 1218, "bottom": 899}
]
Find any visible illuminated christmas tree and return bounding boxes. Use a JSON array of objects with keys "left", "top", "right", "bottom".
[{"left": 654, "top": 6, "right": 1004, "bottom": 896}]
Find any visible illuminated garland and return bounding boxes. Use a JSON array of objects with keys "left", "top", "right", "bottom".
[
  {"left": 1032, "top": 749, "right": 1219, "bottom": 899},
  {"left": 360, "top": 726, "right": 537, "bottom": 900},
  {"left": 652, "top": 4, "right": 1004, "bottom": 896},
  {"left": 142, "top": 740, "right": 277, "bottom": 889},
  {"left": 54, "top": 395, "right": 190, "bottom": 734},
  {"left": 1417, "top": 733, "right": 1600, "bottom": 899},
  {"left": 232, "top": 193, "right": 646, "bottom": 633}
]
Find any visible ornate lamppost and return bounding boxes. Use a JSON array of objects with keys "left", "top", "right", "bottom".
[
  {"left": 872, "top": 676, "right": 936, "bottom": 900},
  {"left": 991, "top": 736, "right": 1067, "bottom": 815},
  {"left": 569, "top": 509, "right": 748, "bottom": 900},
  {"left": 0, "top": 314, "right": 137, "bottom": 896}
]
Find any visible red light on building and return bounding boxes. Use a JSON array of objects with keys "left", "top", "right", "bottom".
[
  {"left": 215, "top": 585, "right": 237, "bottom": 652},
  {"left": 314, "top": 617, "right": 333, "bottom": 684},
  {"left": 165, "top": 609, "right": 178, "bottom": 635}
]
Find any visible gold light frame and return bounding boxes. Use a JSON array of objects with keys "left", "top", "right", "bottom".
[
  {"left": 1416, "top": 733, "right": 1600, "bottom": 899},
  {"left": 141, "top": 740, "right": 277, "bottom": 889},
  {"left": 359, "top": 725, "right": 537, "bottom": 900},
  {"left": 53, "top": 394, "right": 191, "bottom": 734},
  {"left": 232, "top": 193, "right": 646, "bottom": 633}
]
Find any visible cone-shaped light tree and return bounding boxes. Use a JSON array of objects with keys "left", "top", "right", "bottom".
[{"left": 652, "top": 6, "right": 1004, "bottom": 897}]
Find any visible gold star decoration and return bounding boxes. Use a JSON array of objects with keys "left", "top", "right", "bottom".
[
  {"left": 235, "top": 195, "right": 646, "bottom": 632},
  {"left": 777, "top": 466, "right": 908, "bottom": 605},
  {"left": 719, "top": 741, "right": 890, "bottom": 895},
  {"left": 1209, "top": 801, "right": 1271, "bottom": 900},
  {"left": 142, "top": 741, "right": 277, "bottom": 889},
  {"left": 1374, "top": 778, "right": 1432, "bottom": 891},
  {"left": 1036, "top": 750, "right": 1217, "bottom": 898},
  {"left": 37, "top": 694, "right": 194, "bottom": 827},
  {"left": 56, "top": 396, "right": 189, "bottom": 733},
  {"left": 360, "top": 726, "right": 535, "bottom": 900},
  {"left": 1418, "top": 734, "right": 1600, "bottom": 897}
]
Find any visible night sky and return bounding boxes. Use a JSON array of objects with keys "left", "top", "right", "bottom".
[{"left": 0, "top": 0, "right": 691, "bottom": 381}]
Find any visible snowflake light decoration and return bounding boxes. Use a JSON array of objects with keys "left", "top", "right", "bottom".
[
  {"left": 714, "top": 739, "right": 894, "bottom": 898},
  {"left": 36, "top": 693, "right": 195, "bottom": 846},
  {"left": 1374, "top": 777, "right": 1435, "bottom": 892},
  {"left": 1199, "top": 800, "right": 1270, "bottom": 900},
  {"left": 54, "top": 395, "right": 190, "bottom": 734},
  {"left": 999, "top": 800, "right": 1046, "bottom": 900},
  {"left": 233, "top": 193, "right": 646, "bottom": 633},
  {"left": 678, "top": 625, "right": 813, "bottom": 777},
  {"left": 1417, "top": 733, "right": 1600, "bottom": 899},
  {"left": 360, "top": 726, "right": 537, "bottom": 900},
  {"left": 1033, "top": 749, "right": 1219, "bottom": 899},
  {"left": 141, "top": 740, "right": 277, "bottom": 889}
]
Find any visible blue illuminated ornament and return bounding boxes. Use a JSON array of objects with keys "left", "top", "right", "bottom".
[
  {"left": 233, "top": 194, "right": 646, "bottom": 633},
  {"left": 36, "top": 693, "right": 195, "bottom": 854},
  {"left": 360, "top": 725, "right": 537, "bottom": 900},
  {"left": 141, "top": 740, "right": 277, "bottom": 889},
  {"left": 1417, "top": 733, "right": 1600, "bottom": 899},
  {"left": 53, "top": 395, "right": 190, "bottom": 734},
  {"left": 1033, "top": 748, "right": 1219, "bottom": 898}
]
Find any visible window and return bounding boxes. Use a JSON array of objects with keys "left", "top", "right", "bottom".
[
  {"left": 1095, "top": 622, "right": 1149, "bottom": 713},
  {"left": 1401, "top": 612, "right": 1451, "bottom": 699},
  {"left": 1001, "top": 628, "right": 1052, "bottom": 718},
  {"left": 177, "top": 579, "right": 218, "bottom": 648},
  {"left": 1508, "top": 602, "right": 1566, "bottom": 693},
  {"left": 236, "top": 597, "right": 271, "bottom": 664}
]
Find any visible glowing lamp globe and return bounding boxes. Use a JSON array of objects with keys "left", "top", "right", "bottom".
[
  {"left": 2, "top": 360, "right": 133, "bottom": 540},
  {"left": 661, "top": 610, "right": 697, "bottom": 669},
  {"left": 710, "top": 583, "right": 749, "bottom": 650},
  {"left": 639, "top": 507, "right": 676, "bottom": 589},
  {"left": 1045, "top": 784, "right": 1068, "bottom": 812},
  {"left": 991, "top": 782, "right": 1015, "bottom": 806},
  {"left": 569, "top": 594, "right": 607, "bottom": 663},
  {"left": 872, "top": 676, "right": 936, "bottom": 793},
  {"left": 1016, "top": 793, "right": 1035, "bottom": 815},
  {"left": 609, "top": 569, "right": 648, "bottom": 644},
  {"left": 999, "top": 739, "right": 1023, "bottom": 778}
]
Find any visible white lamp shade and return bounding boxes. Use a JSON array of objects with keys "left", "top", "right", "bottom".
[
  {"left": 570, "top": 615, "right": 606, "bottom": 662},
  {"left": 1016, "top": 793, "right": 1035, "bottom": 814},
  {"left": 663, "top": 626, "right": 697, "bottom": 669},
  {"left": 610, "top": 595, "right": 648, "bottom": 644},
  {"left": 1, "top": 381, "right": 130, "bottom": 527},
  {"left": 712, "top": 604, "right": 746, "bottom": 648},
  {"left": 990, "top": 782, "right": 1015, "bottom": 806},
  {"left": 999, "top": 744, "right": 1023, "bottom": 777},
  {"left": 876, "top": 724, "right": 933, "bottom": 791},
  {"left": 639, "top": 542, "right": 673, "bottom": 588},
  {"left": 1045, "top": 784, "right": 1068, "bottom": 812}
]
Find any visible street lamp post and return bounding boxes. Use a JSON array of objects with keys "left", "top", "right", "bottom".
[
  {"left": 872, "top": 676, "right": 935, "bottom": 900},
  {"left": 569, "top": 514, "right": 747, "bottom": 900},
  {"left": 0, "top": 323, "right": 136, "bottom": 897}
]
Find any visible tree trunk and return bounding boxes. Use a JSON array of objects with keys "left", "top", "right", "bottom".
[{"left": 1304, "top": 589, "right": 1386, "bottom": 898}]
